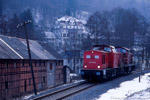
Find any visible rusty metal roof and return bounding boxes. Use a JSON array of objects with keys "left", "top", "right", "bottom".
[{"left": 0, "top": 35, "right": 62, "bottom": 60}]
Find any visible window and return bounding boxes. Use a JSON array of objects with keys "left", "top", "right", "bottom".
[
  {"left": 121, "top": 49, "right": 127, "bottom": 53},
  {"left": 43, "top": 77, "right": 46, "bottom": 83},
  {"left": 63, "top": 34, "right": 67, "bottom": 37},
  {"left": 102, "top": 55, "right": 105, "bottom": 64},
  {"left": 43, "top": 61, "right": 46, "bottom": 66},
  {"left": 50, "top": 63, "right": 53, "bottom": 70},
  {"left": 14, "top": 62, "right": 17, "bottom": 68},
  {"left": 86, "top": 55, "right": 91, "bottom": 59},
  {"left": 80, "top": 59, "right": 82, "bottom": 63},
  {"left": 76, "top": 59, "right": 79, "bottom": 63},
  {"left": 93, "top": 47, "right": 102, "bottom": 50},
  {"left": 24, "top": 80, "right": 27, "bottom": 91},
  {"left": 61, "top": 61, "right": 63, "bottom": 65},
  {"left": 39, "top": 60, "right": 41, "bottom": 66},
  {"left": 75, "top": 26, "right": 77, "bottom": 29},
  {"left": 78, "top": 34, "right": 80, "bottom": 38},
  {"left": 67, "top": 34, "right": 70, "bottom": 37},
  {"left": 22, "top": 60, "right": 24, "bottom": 67},
  {"left": 63, "top": 29, "right": 66, "bottom": 33},
  {"left": 35, "top": 60, "right": 37, "bottom": 66},
  {"left": 5, "top": 82, "right": 8, "bottom": 89},
  {"left": 63, "top": 26, "right": 66, "bottom": 28},
  {"left": 81, "top": 34, "right": 84, "bottom": 37},
  {"left": 6, "top": 61, "right": 8, "bottom": 68},
  {"left": 95, "top": 55, "right": 99, "bottom": 59},
  {"left": 29, "top": 78, "right": 32, "bottom": 85},
  {"left": 104, "top": 47, "right": 111, "bottom": 52}
]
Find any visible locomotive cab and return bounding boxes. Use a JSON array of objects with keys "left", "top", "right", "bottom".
[
  {"left": 93, "top": 45, "right": 120, "bottom": 68},
  {"left": 83, "top": 50, "right": 108, "bottom": 70},
  {"left": 81, "top": 45, "right": 120, "bottom": 80},
  {"left": 116, "top": 47, "right": 132, "bottom": 65}
]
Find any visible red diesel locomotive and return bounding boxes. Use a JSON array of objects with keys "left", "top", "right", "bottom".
[{"left": 80, "top": 45, "right": 135, "bottom": 80}]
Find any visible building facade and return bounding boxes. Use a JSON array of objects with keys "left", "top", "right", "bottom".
[
  {"left": 0, "top": 35, "right": 64, "bottom": 99},
  {"left": 53, "top": 16, "right": 87, "bottom": 49}
]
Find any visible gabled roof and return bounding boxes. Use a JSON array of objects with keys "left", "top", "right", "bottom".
[
  {"left": 57, "top": 16, "right": 80, "bottom": 22},
  {"left": 0, "top": 35, "right": 62, "bottom": 60},
  {"left": 57, "top": 16, "right": 86, "bottom": 24}
]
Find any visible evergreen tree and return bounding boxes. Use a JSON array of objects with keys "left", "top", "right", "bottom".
[
  {"left": 67, "top": 0, "right": 77, "bottom": 16},
  {"left": 0, "top": 0, "right": 2, "bottom": 16},
  {"left": 20, "top": 9, "right": 35, "bottom": 39},
  {"left": 9, "top": 14, "right": 22, "bottom": 37},
  {"left": 65, "top": 8, "right": 71, "bottom": 16}
]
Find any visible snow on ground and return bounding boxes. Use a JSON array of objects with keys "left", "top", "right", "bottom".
[
  {"left": 125, "top": 88, "right": 150, "bottom": 100},
  {"left": 96, "top": 73, "right": 150, "bottom": 100},
  {"left": 70, "top": 73, "right": 78, "bottom": 77}
]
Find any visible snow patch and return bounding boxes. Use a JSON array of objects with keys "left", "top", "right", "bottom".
[
  {"left": 125, "top": 89, "right": 150, "bottom": 100},
  {"left": 70, "top": 73, "right": 78, "bottom": 77},
  {"left": 34, "top": 10, "right": 42, "bottom": 24},
  {"left": 96, "top": 73, "right": 150, "bottom": 100},
  {"left": 45, "top": 32, "right": 56, "bottom": 38},
  {"left": 57, "top": 16, "right": 86, "bottom": 24}
]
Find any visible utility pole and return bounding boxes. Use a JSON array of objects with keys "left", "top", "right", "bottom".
[{"left": 17, "top": 20, "right": 37, "bottom": 95}]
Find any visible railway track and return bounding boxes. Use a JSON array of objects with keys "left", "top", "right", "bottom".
[
  {"left": 33, "top": 82, "right": 98, "bottom": 100},
  {"left": 31, "top": 69, "right": 150, "bottom": 100},
  {"left": 132, "top": 68, "right": 150, "bottom": 74}
]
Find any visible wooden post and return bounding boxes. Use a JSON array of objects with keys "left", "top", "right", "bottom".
[{"left": 17, "top": 20, "right": 37, "bottom": 95}]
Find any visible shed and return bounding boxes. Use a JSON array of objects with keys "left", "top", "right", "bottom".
[{"left": 0, "top": 35, "right": 64, "bottom": 99}]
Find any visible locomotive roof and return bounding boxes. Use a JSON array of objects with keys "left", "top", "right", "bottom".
[
  {"left": 115, "top": 46, "right": 130, "bottom": 51},
  {"left": 0, "top": 35, "right": 63, "bottom": 60},
  {"left": 93, "top": 45, "right": 115, "bottom": 49},
  {"left": 85, "top": 50, "right": 109, "bottom": 53}
]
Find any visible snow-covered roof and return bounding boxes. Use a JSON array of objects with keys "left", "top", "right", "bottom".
[
  {"left": 45, "top": 32, "right": 56, "bottom": 38},
  {"left": 79, "top": 19, "right": 87, "bottom": 24},
  {"left": 57, "top": 16, "right": 86, "bottom": 24}
]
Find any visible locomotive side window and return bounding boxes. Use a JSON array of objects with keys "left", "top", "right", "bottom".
[
  {"left": 102, "top": 55, "right": 105, "bottom": 64},
  {"left": 95, "top": 55, "right": 99, "bottom": 59},
  {"left": 86, "top": 55, "right": 91, "bottom": 59}
]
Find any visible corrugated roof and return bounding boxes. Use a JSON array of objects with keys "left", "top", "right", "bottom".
[
  {"left": 0, "top": 35, "right": 62, "bottom": 60},
  {"left": 0, "top": 38, "right": 20, "bottom": 59}
]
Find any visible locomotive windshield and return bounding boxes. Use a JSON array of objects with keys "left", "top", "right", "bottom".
[
  {"left": 104, "top": 47, "right": 111, "bottom": 52},
  {"left": 116, "top": 48, "right": 127, "bottom": 53},
  {"left": 93, "top": 47, "right": 102, "bottom": 50},
  {"left": 120, "top": 49, "right": 127, "bottom": 53}
]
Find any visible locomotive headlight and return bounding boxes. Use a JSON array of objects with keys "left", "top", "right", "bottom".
[
  {"left": 98, "top": 65, "right": 100, "bottom": 68},
  {"left": 84, "top": 65, "right": 87, "bottom": 68}
]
